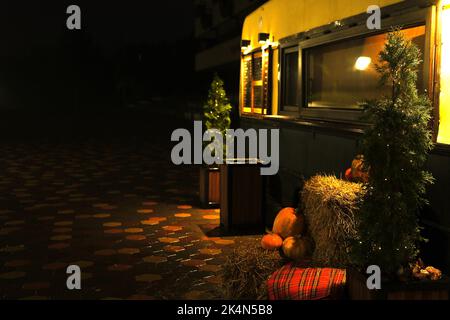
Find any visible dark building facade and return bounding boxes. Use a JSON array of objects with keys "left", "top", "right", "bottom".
[{"left": 194, "top": 0, "right": 268, "bottom": 106}]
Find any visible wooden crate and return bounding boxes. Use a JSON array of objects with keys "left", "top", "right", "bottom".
[
  {"left": 199, "top": 166, "right": 220, "bottom": 208},
  {"left": 220, "top": 161, "right": 265, "bottom": 232}
]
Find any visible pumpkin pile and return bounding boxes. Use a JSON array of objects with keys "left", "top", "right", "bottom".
[
  {"left": 409, "top": 259, "right": 443, "bottom": 281},
  {"left": 261, "top": 207, "right": 312, "bottom": 262},
  {"left": 345, "top": 155, "right": 369, "bottom": 183}
]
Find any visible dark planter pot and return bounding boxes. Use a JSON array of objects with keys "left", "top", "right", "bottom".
[
  {"left": 219, "top": 159, "right": 265, "bottom": 233},
  {"left": 199, "top": 166, "right": 220, "bottom": 208},
  {"left": 347, "top": 267, "right": 450, "bottom": 300}
]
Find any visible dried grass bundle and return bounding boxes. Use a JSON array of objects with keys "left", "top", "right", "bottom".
[
  {"left": 301, "top": 175, "right": 364, "bottom": 267},
  {"left": 221, "top": 240, "right": 285, "bottom": 300}
]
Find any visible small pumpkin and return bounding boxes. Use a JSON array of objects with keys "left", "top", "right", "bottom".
[
  {"left": 282, "top": 236, "right": 312, "bottom": 261},
  {"left": 425, "top": 266, "right": 442, "bottom": 281},
  {"left": 272, "top": 207, "right": 305, "bottom": 239},
  {"left": 261, "top": 233, "right": 283, "bottom": 251},
  {"left": 351, "top": 155, "right": 369, "bottom": 183},
  {"left": 345, "top": 168, "right": 352, "bottom": 181}
]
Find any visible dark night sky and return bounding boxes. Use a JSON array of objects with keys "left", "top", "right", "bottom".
[
  {"left": 0, "top": 1, "right": 197, "bottom": 111},
  {"left": 0, "top": 0, "right": 194, "bottom": 56}
]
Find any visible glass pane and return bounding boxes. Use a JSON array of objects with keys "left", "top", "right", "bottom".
[
  {"left": 305, "top": 26, "right": 426, "bottom": 109},
  {"left": 253, "top": 85, "right": 263, "bottom": 108},
  {"left": 242, "top": 58, "right": 252, "bottom": 109},
  {"left": 253, "top": 57, "right": 263, "bottom": 81},
  {"left": 283, "top": 51, "right": 299, "bottom": 107}
]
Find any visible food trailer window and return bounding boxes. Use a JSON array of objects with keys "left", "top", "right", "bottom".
[
  {"left": 303, "top": 25, "right": 426, "bottom": 110},
  {"left": 241, "top": 50, "right": 270, "bottom": 115}
]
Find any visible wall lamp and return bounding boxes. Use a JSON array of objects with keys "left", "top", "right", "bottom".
[
  {"left": 241, "top": 39, "right": 251, "bottom": 49},
  {"left": 258, "top": 33, "right": 270, "bottom": 44}
]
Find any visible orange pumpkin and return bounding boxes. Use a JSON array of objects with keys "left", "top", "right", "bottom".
[
  {"left": 282, "top": 236, "right": 312, "bottom": 261},
  {"left": 345, "top": 168, "right": 352, "bottom": 181},
  {"left": 272, "top": 207, "right": 305, "bottom": 239},
  {"left": 261, "top": 233, "right": 283, "bottom": 251}
]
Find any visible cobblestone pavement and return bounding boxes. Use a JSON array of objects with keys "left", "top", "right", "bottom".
[{"left": 0, "top": 136, "right": 260, "bottom": 300}]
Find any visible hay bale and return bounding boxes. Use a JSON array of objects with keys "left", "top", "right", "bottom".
[
  {"left": 221, "top": 239, "right": 286, "bottom": 300},
  {"left": 301, "top": 175, "right": 364, "bottom": 267}
]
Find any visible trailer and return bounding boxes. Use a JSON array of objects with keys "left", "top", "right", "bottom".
[{"left": 238, "top": 0, "right": 450, "bottom": 272}]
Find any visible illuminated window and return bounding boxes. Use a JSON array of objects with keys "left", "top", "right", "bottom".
[
  {"left": 303, "top": 26, "right": 426, "bottom": 109},
  {"left": 241, "top": 51, "right": 270, "bottom": 114},
  {"left": 438, "top": 1, "right": 450, "bottom": 144}
]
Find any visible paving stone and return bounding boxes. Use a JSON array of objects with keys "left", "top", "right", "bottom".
[
  {"left": 0, "top": 137, "right": 260, "bottom": 299},
  {"left": 93, "top": 214, "right": 111, "bottom": 219},
  {"left": 48, "top": 243, "right": 70, "bottom": 250},
  {"left": 52, "top": 228, "right": 72, "bottom": 233},
  {"left": 124, "top": 228, "right": 144, "bottom": 234},
  {"left": 198, "top": 264, "right": 222, "bottom": 272},
  {"left": 135, "top": 274, "right": 162, "bottom": 283},
  {"left": 174, "top": 213, "right": 191, "bottom": 218},
  {"left": 126, "top": 235, "right": 146, "bottom": 241},
  {"left": 213, "top": 239, "right": 235, "bottom": 245},
  {"left": 198, "top": 248, "right": 222, "bottom": 256},
  {"left": 0, "top": 271, "right": 27, "bottom": 280},
  {"left": 137, "top": 209, "right": 154, "bottom": 214},
  {"left": 22, "top": 282, "right": 51, "bottom": 290},
  {"left": 4, "top": 260, "right": 31, "bottom": 267},
  {"left": 50, "top": 235, "right": 72, "bottom": 241},
  {"left": 94, "top": 249, "right": 117, "bottom": 256},
  {"left": 107, "top": 264, "right": 133, "bottom": 272},
  {"left": 71, "top": 261, "right": 94, "bottom": 268},
  {"left": 104, "top": 229, "right": 123, "bottom": 234},
  {"left": 202, "top": 215, "right": 220, "bottom": 220},
  {"left": 162, "top": 226, "right": 183, "bottom": 232},
  {"left": 143, "top": 256, "right": 168, "bottom": 264},
  {"left": 103, "top": 222, "right": 122, "bottom": 227},
  {"left": 117, "top": 248, "right": 140, "bottom": 255},
  {"left": 43, "top": 262, "right": 67, "bottom": 271},
  {"left": 181, "top": 259, "right": 206, "bottom": 268},
  {"left": 0, "top": 245, "right": 25, "bottom": 253},
  {"left": 158, "top": 237, "right": 180, "bottom": 244},
  {"left": 163, "top": 245, "right": 185, "bottom": 253},
  {"left": 54, "top": 221, "right": 73, "bottom": 227}
]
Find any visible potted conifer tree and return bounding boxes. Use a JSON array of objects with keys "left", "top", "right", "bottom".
[
  {"left": 348, "top": 29, "right": 449, "bottom": 299},
  {"left": 199, "top": 74, "right": 232, "bottom": 208}
]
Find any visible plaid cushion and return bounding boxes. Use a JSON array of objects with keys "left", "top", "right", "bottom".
[{"left": 267, "top": 263, "right": 346, "bottom": 300}]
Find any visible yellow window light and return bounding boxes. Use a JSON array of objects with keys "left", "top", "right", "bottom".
[
  {"left": 438, "top": 0, "right": 450, "bottom": 144},
  {"left": 354, "top": 56, "right": 372, "bottom": 71}
]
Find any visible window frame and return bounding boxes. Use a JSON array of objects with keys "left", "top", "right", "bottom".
[
  {"left": 240, "top": 48, "right": 272, "bottom": 116},
  {"left": 279, "top": 45, "right": 300, "bottom": 116},
  {"left": 278, "top": 6, "right": 435, "bottom": 124}
]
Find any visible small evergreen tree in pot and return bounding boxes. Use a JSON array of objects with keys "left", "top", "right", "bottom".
[
  {"left": 199, "top": 75, "right": 232, "bottom": 208},
  {"left": 351, "top": 29, "right": 434, "bottom": 278},
  {"left": 203, "top": 74, "right": 232, "bottom": 159}
]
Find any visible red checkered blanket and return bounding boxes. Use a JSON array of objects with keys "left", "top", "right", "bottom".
[{"left": 267, "top": 263, "right": 346, "bottom": 300}]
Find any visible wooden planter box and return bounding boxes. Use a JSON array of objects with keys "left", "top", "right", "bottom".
[
  {"left": 220, "top": 160, "right": 265, "bottom": 232},
  {"left": 199, "top": 166, "right": 220, "bottom": 208},
  {"left": 347, "top": 267, "right": 450, "bottom": 300}
]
